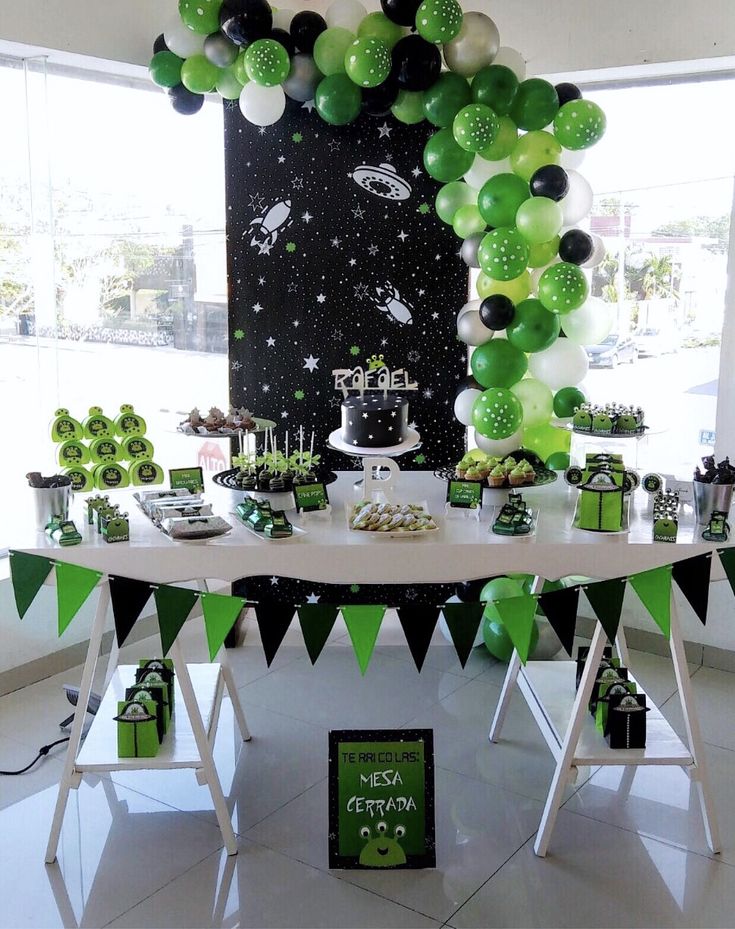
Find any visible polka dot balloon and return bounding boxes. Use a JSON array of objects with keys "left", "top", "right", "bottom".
[
  {"left": 553, "top": 100, "right": 607, "bottom": 150},
  {"left": 477, "top": 227, "right": 530, "bottom": 282},
  {"left": 415, "top": 0, "right": 464, "bottom": 45},
  {"left": 244, "top": 38, "right": 291, "bottom": 87},
  {"left": 452, "top": 103, "right": 500, "bottom": 153},
  {"left": 344, "top": 36, "right": 392, "bottom": 88},
  {"left": 537, "top": 262, "right": 589, "bottom": 314},
  {"left": 179, "top": 0, "right": 222, "bottom": 35},
  {"left": 472, "top": 387, "right": 523, "bottom": 439}
]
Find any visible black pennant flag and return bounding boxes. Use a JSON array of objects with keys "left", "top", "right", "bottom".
[
  {"left": 672, "top": 553, "right": 712, "bottom": 625},
  {"left": 255, "top": 602, "right": 295, "bottom": 666},
  {"left": 584, "top": 577, "right": 626, "bottom": 643},
  {"left": 538, "top": 585, "right": 580, "bottom": 657},
  {"left": 109, "top": 575, "right": 153, "bottom": 647},
  {"left": 718, "top": 548, "right": 735, "bottom": 598},
  {"left": 441, "top": 602, "right": 484, "bottom": 668},
  {"left": 297, "top": 604, "right": 339, "bottom": 664},
  {"left": 396, "top": 605, "right": 440, "bottom": 672}
]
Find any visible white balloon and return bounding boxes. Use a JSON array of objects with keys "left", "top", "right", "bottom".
[
  {"left": 474, "top": 427, "right": 524, "bottom": 457},
  {"left": 325, "top": 0, "right": 366, "bottom": 32},
  {"left": 530, "top": 258, "right": 561, "bottom": 292},
  {"left": 561, "top": 170, "right": 593, "bottom": 225},
  {"left": 272, "top": 7, "right": 295, "bottom": 30},
  {"left": 529, "top": 340, "right": 589, "bottom": 390},
  {"left": 582, "top": 233, "right": 606, "bottom": 269},
  {"left": 454, "top": 388, "right": 483, "bottom": 426},
  {"left": 457, "top": 310, "right": 493, "bottom": 346},
  {"left": 492, "top": 47, "right": 526, "bottom": 80},
  {"left": 458, "top": 298, "right": 482, "bottom": 320},
  {"left": 560, "top": 146, "right": 586, "bottom": 170},
  {"left": 561, "top": 296, "right": 615, "bottom": 346},
  {"left": 443, "top": 12, "right": 500, "bottom": 77},
  {"left": 239, "top": 83, "right": 286, "bottom": 126},
  {"left": 464, "top": 155, "right": 511, "bottom": 189},
  {"left": 164, "top": 16, "right": 205, "bottom": 58}
]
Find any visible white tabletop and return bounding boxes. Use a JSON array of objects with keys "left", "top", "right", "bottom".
[{"left": 13, "top": 472, "right": 729, "bottom": 585}]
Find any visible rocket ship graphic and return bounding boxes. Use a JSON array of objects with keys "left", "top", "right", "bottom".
[
  {"left": 248, "top": 199, "right": 292, "bottom": 253},
  {"left": 369, "top": 282, "right": 414, "bottom": 325}
]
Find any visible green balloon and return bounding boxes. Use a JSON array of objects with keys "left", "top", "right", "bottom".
[
  {"left": 510, "top": 130, "right": 561, "bottom": 182},
  {"left": 181, "top": 55, "right": 220, "bottom": 93},
  {"left": 553, "top": 386, "right": 586, "bottom": 418},
  {"left": 423, "top": 128, "right": 474, "bottom": 183},
  {"left": 477, "top": 270, "right": 531, "bottom": 303},
  {"left": 471, "top": 341, "right": 528, "bottom": 389},
  {"left": 149, "top": 51, "right": 183, "bottom": 88},
  {"left": 435, "top": 181, "right": 477, "bottom": 224},
  {"left": 516, "top": 197, "right": 563, "bottom": 245},
  {"left": 477, "top": 227, "right": 530, "bottom": 281},
  {"left": 344, "top": 36, "right": 391, "bottom": 87},
  {"left": 480, "top": 576, "right": 525, "bottom": 604},
  {"left": 452, "top": 103, "right": 499, "bottom": 153},
  {"left": 483, "top": 616, "right": 539, "bottom": 661},
  {"left": 216, "top": 69, "right": 243, "bottom": 99},
  {"left": 522, "top": 422, "right": 571, "bottom": 461},
  {"left": 453, "top": 204, "right": 485, "bottom": 238},
  {"left": 422, "top": 72, "right": 471, "bottom": 128},
  {"left": 245, "top": 39, "right": 291, "bottom": 87},
  {"left": 231, "top": 52, "right": 249, "bottom": 86},
  {"left": 478, "top": 173, "right": 529, "bottom": 227},
  {"left": 478, "top": 115, "right": 517, "bottom": 161},
  {"left": 472, "top": 386, "right": 524, "bottom": 438},
  {"left": 510, "top": 78, "right": 559, "bottom": 131},
  {"left": 471, "top": 65, "right": 519, "bottom": 116},
  {"left": 506, "top": 298, "right": 561, "bottom": 353},
  {"left": 554, "top": 99, "right": 607, "bottom": 150},
  {"left": 527, "top": 236, "right": 559, "bottom": 268},
  {"left": 313, "top": 27, "right": 354, "bottom": 76},
  {"left": 315, "top": 74, "right": 362, "bottom": 125},
  {"left": 357, "top": 11, "right": 404, "bottom": 49},
  {"left": 545, "top": 451, "right": 571, "bottom": 470},
  {"left": 179, "top": 0, "right": 222, "bottom": 35},
  {"left": 538, "top": 262, "right": 589, "bottom": 314},
  {"left": 415, "top": 0, "right": 464, "bottom": 44},
  {"left": 511, "top": 378, "right": 554, "bottom": 427},
  {"left": 391, "top": 90, "right": 425, "bottom": 124}
]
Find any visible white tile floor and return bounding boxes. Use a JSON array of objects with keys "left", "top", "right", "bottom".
[{"left": 1, "top": 614, "right": 735, "bottom": 928}]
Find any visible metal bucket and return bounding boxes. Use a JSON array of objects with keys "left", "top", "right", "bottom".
[
  {"left": 30, "top": 479, "right": 73, "bottom": 531},
  {"left": 693, "top": 481, "right": 733, "bottom": 524}
]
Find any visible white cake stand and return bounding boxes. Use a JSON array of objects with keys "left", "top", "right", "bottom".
[{"left": 327, "top": 428, "right": 422, "bottom": 496}]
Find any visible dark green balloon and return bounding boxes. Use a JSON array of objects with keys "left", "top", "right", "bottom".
[
  {"left": 149, "top": 51, "right": 183, "bottom": 88},
  {"left": 506, "top": 298, "right": 561, "bottom": 353},
  {"left": 471, "top": 64, "right": 519, "bottom": 116},
  {"left": 315, "top": 74, "right": 362, "bottom": 125},
  {"left": 545, "top": 451, "right": 571, "bottom": 470},
  {"left": 553, "top": 386, "right": 586, "bottom": 418},
  {"left": 470, "top": 339, "right": 528, "bottom": 388},
  {"left": 423, "top": 128, "right": 474, "bottom": 183},
  {"left": 478, "top": 173, "right": 529, "bottom": 227},
  {"left": 422, "top": 72, "right": 472, "bottom": 128},
  {"left": 510, "top": 78, "right": 559, "bottom": 131}
]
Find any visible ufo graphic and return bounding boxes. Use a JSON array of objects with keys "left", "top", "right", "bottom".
[{"left": 350, "top": 163, "right": 412, "bottom": 201}]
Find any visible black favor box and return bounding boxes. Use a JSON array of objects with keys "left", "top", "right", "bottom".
[
  {"left": 606, "top": 693, "right": 650, "bottom": 749},
  {"left": 575, "top": 645, "right": 614, "bottom": 690}
]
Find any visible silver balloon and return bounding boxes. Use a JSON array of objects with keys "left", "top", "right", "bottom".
[
  {"left": 461, "top": 232, "right": 483, "bottom": 269},
  {"left": 283, "top": 53, "right": 321, "bottom": 103},
  {"left": 443, "top": 12, "right": 500, "bottom": 77},
  {"left": 204, "top": 32, "right": 239, "bottom": 68},
  {"left": 457, "top": 310, "right": 493, "bottom": 346},
  {"left": 454, "top": 388, "right": 482, "bottom": 426},
  {"left": 457, "top": 298, "right": 482, "bottom": 320},
  {"left": 492, "top": 47, "right": 526, "bottom": 80}
]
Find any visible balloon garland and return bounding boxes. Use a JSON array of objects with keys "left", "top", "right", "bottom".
[{"left": 149, "top": 0, "right": 612, "bottom": 464}]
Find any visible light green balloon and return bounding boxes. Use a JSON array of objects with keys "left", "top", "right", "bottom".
[
  {"left": 510, "top": 130, "right": 561, "bottom": 182},
  {"left": 391, "top": 90, "right": 425, "bottom": 124},
  {"left": 181, "top": 54, "right": 220, "bottom": 93},
  {"left": 179, "top": 0, "right": 222, "bottom": 35},
  {"left": 435, "top": 180, "right": 477, "bottom": 224},
  {"left": 516, "top": 197, "right": 563, "bottom": 245},
  {"left": 344, "top": 36, "right": 391, "bottom": 88},
  {"left": 478, "top": 115, "right": 517, "bottom": 161},
  {"left": 453, "top": 204, "right": 485, "bottom": 239},
  {"left": 357, "top": 11, "right": 403, "bottom": 49},
  {"left": 511, "top": 378, "right": 554, "bottom": 428},
  {"left": 553, "top": 99, "right": 607, "bottom": 150},
  {"left": 245, "top": 39, "right": 291, "bottom": 87},
  {"left": 216, "top": 69, "right": 243, "bottom": 100},
  {"left": 313, "top": 27, "right": 354, "bottom": 76},
  {"left": 527, "top": 236, "right": 559, "bottom": 268},
  {"left": 415, "top": 0, "right": 464, "bottom": 45},
  {"left": 452, "top": 103, "right": 499, "bottom": 153},
  {"left": 231, "top": 52, "right": 250, "bottom": 86}
]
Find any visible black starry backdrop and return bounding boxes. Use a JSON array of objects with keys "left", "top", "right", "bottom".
[{"left": 225, "top": 96, "right": 469, "bottom": 474}]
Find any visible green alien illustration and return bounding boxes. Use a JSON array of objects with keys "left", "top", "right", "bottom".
[
  {"left": 358, "top": 820, "right": 407, "bottom": 868},
  {"left": 572, "top": 409, "right": 592, "bottom": 431}
]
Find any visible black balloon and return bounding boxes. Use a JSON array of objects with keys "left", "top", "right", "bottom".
[
  {"left": 479, "top": 295, "right": 515, "bottom": 330},
  {"left": 290, "top": 11, "right": 327, "bottom": 53},
  {"left": 391, "top": 35, "right": 441, "bottom": 91},
  {"left": 269, "top": 27, "right": 296, "bottom": 57},
  {"left": 555, "top": 82, "right": 582, "bottom": 106},
  {"left": 530, "top": 165, "right": 569, "bottom": 201},
  {"left": 381, "top": 0, "right": 422, "bottom": 26},
  {"left": 362, "top": 77, "right": 400, "bottom": 116},
  {"left": 455, "top": 374, "right": 483, "bottom": 398},
  {"left": 219, "top": 0, "right": 272, "bottom": 46},
  {"left": 153, "top": 33, "right": 168, "bottom": 54},
  {"left": 168, "top": 83, "right": 205, "bottom": 115},
  {"left": 455, "top": 578, "right": 493, "bottom": 602},
  {"left": 559, "top": 229, "right": 594, "bottom": 265}
]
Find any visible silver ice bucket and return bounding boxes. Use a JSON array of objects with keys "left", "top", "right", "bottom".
[
  {"left": 693, "top": 481, "right": 733, "bottom": 524},
  {"left": 30, "top": 479, "right": 73, "bottom": 531}
]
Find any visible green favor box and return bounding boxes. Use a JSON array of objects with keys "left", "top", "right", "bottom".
[
  {"left": 125, "top": 684, "right": 170, "bottom": 740},
  {"left": 114, "top": 700, "right": 159, "bottom": 757}
]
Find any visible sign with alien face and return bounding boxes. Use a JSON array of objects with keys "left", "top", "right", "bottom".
[{"left": 328, "top": 728, "right": 435, "bottom": 869}]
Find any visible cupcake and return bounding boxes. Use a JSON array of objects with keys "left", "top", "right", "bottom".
[
  {"left": 509, "top": 465, "right": 526, "bottom": 487},
  {"left": 456, "top": 455, "right": 474, "bottom": 479},
  {"left": 465, "top": 466, "right": 484, "bottom": 481},
  {"left": 488, "top": 464, "right": 506, "bottom": 488},
  {"left": 518, "top": 459, "right": 536, "bottom": 484}
]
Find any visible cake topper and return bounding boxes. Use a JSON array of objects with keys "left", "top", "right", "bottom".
[{"left": 333, "top": 356, "right": 418, "bottom": 399}]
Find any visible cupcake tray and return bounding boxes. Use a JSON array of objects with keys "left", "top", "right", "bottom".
[
  {"left": 177, "top": 416, "right": 277, "bottom": 438},
  {"left": 212, "top": 467, "right": 338, "bottom": 492},
  {"left": 434, "top": 466, "right": 557, "bottom": 491}
]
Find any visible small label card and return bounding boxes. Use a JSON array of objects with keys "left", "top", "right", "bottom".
[
  {"left": 294, "top": 481, "right": 329, "bottom": 512},
  {"left": 169, "top": 467, "right": 204, "bottom": 494},
  {"left": 446, "top": 480, "right": 483, "bottom": 510}
]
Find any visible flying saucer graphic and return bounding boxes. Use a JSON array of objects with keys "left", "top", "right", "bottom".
[{"left": 350, "top": 163, "right": 412, "bottom": 201}]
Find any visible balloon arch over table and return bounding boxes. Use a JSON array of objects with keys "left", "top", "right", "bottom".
[{"left": 149, "top": 0, "right": 613, "bottom": 466}]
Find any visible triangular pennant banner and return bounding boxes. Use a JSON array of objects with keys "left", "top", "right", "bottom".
[
  {"left": 629, "top": 565, "right": 672, "bottom": 637},
  {"left": 538, "top": 586, "right": 580, "bottom": 657},
  {"left": 441, "top": 602, "right": 484, "bottom": 668},
  {"left": 254, "top": 602, "right": 295, "bottom": 666},
  {"left": 297, "top": 604, "right": 339, "bottom": 665},
  {"left": 154, "top": 585, "right": 198, "bottom": 656},
  {"left": 584, "top": 577, "right": 627, "bottom": 643},
  {"left": 341, "top": 605, "right": 386, "bottom": 675},
  {"left": 55, "top": 562, "right": 103, "bottom": 636},
  {"left": 201, "top": 591, "right": 244, "bottom": 661},
  {"left": 492, "top": 595, "right": 538, "bottom": 664},
  {"left": 718, "top": 548, "right": 735, "bottom": 597},
  {"left": 109, "top": 575, "right": 153, "bottom": 647},
  {"left": 9, "top": 550, "right": 54, "bottom": 619},
  {"left": 672, "top": 553, "right": 712, "bottom": 625},
  {"left": 396, "top": 605, "right": 440, "bottom": 672}
]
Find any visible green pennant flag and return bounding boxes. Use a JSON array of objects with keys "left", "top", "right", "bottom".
[
  {"left": 492, "top": 595, "right": 538, "bottom": 664},
  {"left": 55, "top": 562, "right": 103, "bottom": 636},
  {"left": 154, "top": 585, "right": 199, "bottom": 656},
  {"left": 629, "top": 565, "right": 672, "bottom": 637},
  {"left": 201, "top": 591, "right": 245, "bottom": 661},
  {"left": 297, "top": 603, "right": 339, "bottom": 664},
  {"left": 9, "top": 550, "right": 54, "bottom": 619},
  {"left": 718, "top": 548, "right": 735, "bottom": 597},
  {"left": 341, "top": 605, "right": 386, "bottom": 675},
  {"left": 584, "top": 577, "right": 627, "bottom": 643},
  {"left": 441, "top": 602, "right": 484, "bottom": 668}
]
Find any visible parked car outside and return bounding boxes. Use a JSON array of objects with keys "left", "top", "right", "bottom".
[
  {"left": 635, "top": 327, "right": 680, "bottom": 356},
  {"left": 586, "top": 333, "right": 638, "bottom": 368}
]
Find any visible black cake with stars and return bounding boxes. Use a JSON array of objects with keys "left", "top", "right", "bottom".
[{"left": 341, "top": 393, "right": 409, "bottom": 448}]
